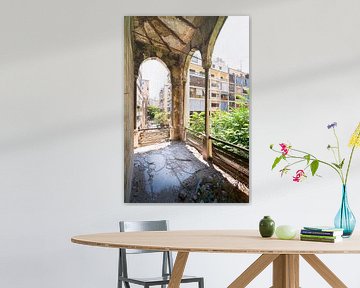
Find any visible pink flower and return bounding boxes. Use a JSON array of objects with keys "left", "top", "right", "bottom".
[
  {"left": 279, "top": 143, "right": 289, "bottom": 155},
  {"left": 293, "top": 170, "right": 306, "bottom": 182}
]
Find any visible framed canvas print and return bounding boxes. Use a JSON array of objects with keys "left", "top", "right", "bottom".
[{"left": 124, "top": 16, "right": 250, "bottom": 203}]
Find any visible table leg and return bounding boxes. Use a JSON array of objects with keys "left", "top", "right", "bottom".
[
  {"left": 301, "top": 254, "right": 347, "bottom": 288},
  {"left": 168, "top": 252, "right": 189, "bottom": 288},
  {"left": 272, "top": 254, "right": 299, "bottom": 288},
  {"left": 228, "top": 254, "right": 279, "bottom": 288}
]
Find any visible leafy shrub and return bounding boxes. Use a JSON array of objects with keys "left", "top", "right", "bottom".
[{"left": 189, "top": 107, "right": 249, "bottom": 149}]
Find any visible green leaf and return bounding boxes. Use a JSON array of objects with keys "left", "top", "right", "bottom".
[
  {"left": 270, "top": 144, "right": 274, "bottom": 149},
  {"left": 332, "top": 162, "right": 340, "bottom": 169},
  {"left": 304, "top": 154, "right": 311, "bottom": 164},
  {"left": 271, "top": 156, "right": 282, "bottom": 170},
  {"left": 339, "top": 159, "right": 345, "bottom": 169},
  {"left": 310, "top": 160, "right": 319, "bottom": 176}
]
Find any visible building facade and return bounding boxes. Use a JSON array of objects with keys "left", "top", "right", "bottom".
[
  {"left": 159, "top": 73, "right": 172, "bottom": 115},
  {"left": 136, "top": 73, "right": 149, "bottom": 129},
  {"left": 186, "top": 55, "right": 249, "bottom": 118}
]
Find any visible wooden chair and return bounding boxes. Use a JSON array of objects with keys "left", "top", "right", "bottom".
[{"left": 118, "top": 220, "right": 204, "bottom": 288}]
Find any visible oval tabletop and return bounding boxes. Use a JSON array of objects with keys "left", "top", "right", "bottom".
[{"left": 71, "top": 230, "right": 360, "bottom": 254}]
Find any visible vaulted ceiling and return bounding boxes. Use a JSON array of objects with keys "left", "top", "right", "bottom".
[{"left": 132, "top": 16, "right": 224, "bottom": 57}]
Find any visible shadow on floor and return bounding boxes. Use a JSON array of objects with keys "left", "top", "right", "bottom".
[{"left": 130, "top": 141, "right": 248, "bottom": 203}]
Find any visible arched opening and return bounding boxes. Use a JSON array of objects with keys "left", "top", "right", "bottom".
[
  {"left": 211, "top": 16, "right": 250, "bottom": 148},
  {"left": 184, "top": 50, "right": 204, "bottom": 129},
  {"left": 135, "top": 57, "right": 172, "bottom": 147},
  {"left": 126, "top": 16, "right": 249, "bottom": 203}
]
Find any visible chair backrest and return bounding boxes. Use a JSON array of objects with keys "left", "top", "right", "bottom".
[
  {"left": 119, "top": 220, "right": 169, "bottom": 254},
  {"left": 118, "top": 220, "right": 173, "bottom": 283}
]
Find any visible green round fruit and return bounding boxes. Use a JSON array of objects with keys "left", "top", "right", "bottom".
[{"left": 275, "top": 225, "right": 297, "bottom": 240}]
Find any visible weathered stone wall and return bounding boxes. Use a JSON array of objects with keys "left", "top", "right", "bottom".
[
  {"left": 138, "top": 129, "right": 170, "bottom": 146},
  {"left": 124, "top": 17, "right": 135, "bottom": 202}
]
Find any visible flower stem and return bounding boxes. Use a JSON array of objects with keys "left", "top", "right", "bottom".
[
  {"left": 291, "top": 148, "right": 317, "bottom": 159},
  {"left": 345, "top": 145, "right": 356, "bottom": 185},
  {"left": 333, "top": 128, "right": 342, "bottom": 163},
  {"left": 284, "top": 154, "right": 344, "bottom": 183},
  {"left": 333, "top": 128, "right": 345, "bottom": 181}
]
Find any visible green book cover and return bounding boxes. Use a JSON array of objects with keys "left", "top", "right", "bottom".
[
  {"left": 300, "top": 237, "right": 342, "bottom": 243},
  {"left": 300, "top": 234, "right": 339, "bottom": 240}
]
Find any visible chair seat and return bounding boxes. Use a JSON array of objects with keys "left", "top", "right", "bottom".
[{"left": 119, "top": 275, "right": 203, "bottom": 286}]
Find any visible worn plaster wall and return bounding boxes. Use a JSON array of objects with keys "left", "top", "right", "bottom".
[
  {"left": 124, "top": 16, "right": 135, "bottom": 202},
  {"left": 1, "top": 1, "right": 360, "bottom": 288}
]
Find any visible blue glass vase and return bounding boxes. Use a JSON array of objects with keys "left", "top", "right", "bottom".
[{"left": 334, "top": 185, "right": 356, "bottom": 237}]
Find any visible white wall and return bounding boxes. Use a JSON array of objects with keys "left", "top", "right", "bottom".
[{"left": 1, "top": 0, "right": 360, "bottom": 287}]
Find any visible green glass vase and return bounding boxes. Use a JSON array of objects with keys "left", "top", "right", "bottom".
[{"left": 259, "top": 216, "right": 275, "bottom": 237}]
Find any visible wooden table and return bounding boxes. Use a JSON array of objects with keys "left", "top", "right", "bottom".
[{"left": 71, "top": 230, "right": 360, "bottom": 288}]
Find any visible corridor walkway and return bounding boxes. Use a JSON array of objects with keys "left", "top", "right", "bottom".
[{"left": 130, "top": 141, "right": 248, "bottom": 203}]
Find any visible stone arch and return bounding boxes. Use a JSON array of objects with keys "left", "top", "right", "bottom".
[
  {"left": 183, "top": 48, "right": 201, "bottom": 80},
  {"left": 138, "top": 56, "right": 171, "bottom": 78},
  {"left": 136, "top": 57, "right": 173, "bottom": 131},
  {"left": 201, "top": 16, "right": 227, "bottom": 68}
]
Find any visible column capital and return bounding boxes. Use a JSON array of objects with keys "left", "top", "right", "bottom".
[
  {"left": 202, "top": 58, "right": 212, "bottom": 70},
  {"left": 202, "top": 62, "right": 211, "bottom": 70}
]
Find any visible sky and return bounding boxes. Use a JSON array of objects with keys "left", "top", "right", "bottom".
[
  {"left": 140, "top": 60, "right": 169, "bottom": 101},
  {"left": 139, "top": 16, "right": 250, "bottom": 100},
  {"left": 212, "top": 16, "right": 249, "bottom": 73}
]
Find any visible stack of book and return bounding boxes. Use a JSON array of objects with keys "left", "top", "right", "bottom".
[{"left": 300, "top": 226, "right": 344, "bottom": 243}]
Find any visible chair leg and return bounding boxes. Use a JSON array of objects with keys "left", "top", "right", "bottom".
[{"left": 199, "top": 278, "right": 204, "bottom": 288}]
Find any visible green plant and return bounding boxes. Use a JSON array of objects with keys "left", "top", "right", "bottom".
[
  {"left": 189, "top": 112, "right": 205, "bottom": 133},
  {"left": 147, "top": 105, "right": 161, "bottom": 120},
  {"left": 270, "top": 122, "right": 360, "bottom": 184},
  {"left": 154, "top": 111, "right": 168, "bottom": 127},
  {"left": 188, "top": 107, "right": 249, "bottom": 149}
]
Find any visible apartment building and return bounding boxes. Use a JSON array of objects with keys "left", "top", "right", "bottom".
[
  {"left": 159, "top": 74, "right": 172, "bottom": 115},
  {"left": 186, "top": 55, "right": 249, "bottom": 117},
  {"left": 136, "top": 73, "right": 149, "bottom": 129}
]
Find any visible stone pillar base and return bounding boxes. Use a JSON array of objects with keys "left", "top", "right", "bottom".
[
  {"left": 170, "top": 127, "right": 181, "bottom": 141},
  {"left": 202, "top": 136, "right": 212, "bottom": 161},
  {"left": 133, "top": 130, "right": 140, "bottom": 148}
]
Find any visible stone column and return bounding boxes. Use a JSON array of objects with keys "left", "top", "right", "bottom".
[
  {"left": 181, "top": 78, "right": 187, "bottom": 141},
  {"left": 169, "top": 65, "right": 183, "bottom": 141},
  {"left": 203, "top": 63, "right": 212, "bottom": 160}
]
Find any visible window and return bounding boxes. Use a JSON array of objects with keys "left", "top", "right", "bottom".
[
  {"left": 189, "top": 69, "right": 195, "bottom": 74},
  {"left": 211, "top": 102, "right": 219, "bottom": 108},
  {"left": 211, "top": 81, "right": 219, "bottom": 88},
  {"left": 196, "top": 88, "right": 204, "bottom": 97},
  {"left": 211, "top": 74, "right": 214, "bottom": 78},
  {"left": 221, "top": 93, "right": 228, "bottom": 100},
  {"left": 211, "top": 93, "right": 218, "bottom": 98}
]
